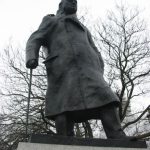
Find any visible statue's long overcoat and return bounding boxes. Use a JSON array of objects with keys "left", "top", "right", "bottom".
[{"left": 26, "top": 14, "right": 119, "bottom": 120}]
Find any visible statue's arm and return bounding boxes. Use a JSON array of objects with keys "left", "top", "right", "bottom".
[
  {"left": 26, "top": 15, "right": 53, "bottom": 69},
  {"left": 87, "top": 30, "right": 104, "bottom": 74}
]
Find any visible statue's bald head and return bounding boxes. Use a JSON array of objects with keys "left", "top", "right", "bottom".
[{"left": 57, "top": 0, "right": 77, "bottom": 15}]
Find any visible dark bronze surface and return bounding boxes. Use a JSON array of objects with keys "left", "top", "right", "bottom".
[
  {"left": 26, "top": 0, "right": 119, "bottom": 120},
  {"left": 26, "top": 0, "right": 131, "bottom": 139}
]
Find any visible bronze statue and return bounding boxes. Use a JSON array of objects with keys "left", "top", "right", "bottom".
[{"left": 26, "top": 0, "right": 133, "bottom": 140}]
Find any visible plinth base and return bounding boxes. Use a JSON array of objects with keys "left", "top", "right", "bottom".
[
  {"left": 17, "top": 142, "right": 148, "bottom": 150},
  {"left": 17, "top": 134, "right": 148, "bottom": 150}
]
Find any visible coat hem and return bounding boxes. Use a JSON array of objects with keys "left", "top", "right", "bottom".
[{"left": 45, "top": 100, "right": 120, "bottom": 121}]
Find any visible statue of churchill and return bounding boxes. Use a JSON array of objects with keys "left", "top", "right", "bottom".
[{"left": 26, "top": 0, "right": 134, "bottom": 140}]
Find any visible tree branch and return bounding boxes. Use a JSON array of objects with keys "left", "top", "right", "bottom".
[{"left": 122, "top": 105, "right": 150, "bottom": 129}]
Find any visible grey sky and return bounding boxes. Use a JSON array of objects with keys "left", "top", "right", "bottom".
[{"left": 0, "top": 0, "right": 150, "bottom": 49}]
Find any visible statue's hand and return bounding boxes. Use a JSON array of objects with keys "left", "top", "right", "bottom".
[{"left": 26, "top": 59, "right": 38, "bottom": 69}]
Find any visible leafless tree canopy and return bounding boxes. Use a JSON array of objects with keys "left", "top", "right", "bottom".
[{"left": 94, "top": 4, "right": 150, "bottom": 122}]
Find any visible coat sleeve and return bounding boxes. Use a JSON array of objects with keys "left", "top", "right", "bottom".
[
  {"left": 87, "top": 30, "right": 104, "bottom": 74},
  {"left": 26, "top": 15, "right": 53, "bottom": 67}
]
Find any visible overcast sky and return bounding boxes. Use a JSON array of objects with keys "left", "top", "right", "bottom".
[
  {"left": 0, "top": 0, "right": 150, "bottom": 110},
  {"left": 0, "top": 0, "right": 150, "bottom": 49}
]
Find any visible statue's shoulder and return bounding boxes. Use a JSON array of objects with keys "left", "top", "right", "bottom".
[
  {"left": 39, "top": 14, "right": 56, "bottom": 29},
  {"left": 46, "top": 14, "right": 55, "bottom": 17},
  {"left": 42, "top": 14, "right": 56, "bottom": 21}
]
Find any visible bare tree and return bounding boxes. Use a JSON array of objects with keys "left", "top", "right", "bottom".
[
  {"left": 0, "top": 45, "right": 56, "bottom": 150},
  {"left": 94, "top": 3, "right": 150, "bottom": 138}
]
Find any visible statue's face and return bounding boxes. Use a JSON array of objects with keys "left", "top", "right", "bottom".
[{"left": 62, "top": 0, "right": 77, "bottom": 14}]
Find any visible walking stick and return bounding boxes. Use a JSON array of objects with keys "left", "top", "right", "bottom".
[{"left": 26, "top": 68, "right": 33, "bottom": 139}]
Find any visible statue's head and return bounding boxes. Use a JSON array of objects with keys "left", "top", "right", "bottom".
[{"left": 57, "top": 0, "right": 77, "bottom": 15}]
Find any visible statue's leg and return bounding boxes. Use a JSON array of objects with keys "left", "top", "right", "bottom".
[
  {"left": 55, "top": 113, "right": 67, "bottom": 136},
  {"left": 100, "top": 104, "right": 126, "bottom": 139},
  {"left": 55, "top": 113, "right": 74, "bottom": 136},
  {"left": 67, "top": 121, "right": 74, "bottom": 136}
]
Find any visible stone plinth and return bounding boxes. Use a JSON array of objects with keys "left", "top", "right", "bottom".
[
  {"left": 17, "top": 142, "right": 148, "bottom": 150},
  {"left": 17, "top": 134, "right": 148, "bottom": 150}
]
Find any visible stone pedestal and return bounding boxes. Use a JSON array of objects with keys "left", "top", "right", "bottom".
[
  {"left": 17, "top": 134, "right": 148, "bottom": 150},
  {"left": 17, "top": 142, "right": 148, "bottom": 150}
]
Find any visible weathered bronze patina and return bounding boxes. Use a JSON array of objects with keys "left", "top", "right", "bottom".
[{"left": 26, "top": 0, "right": 133, "bottom": 140}]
